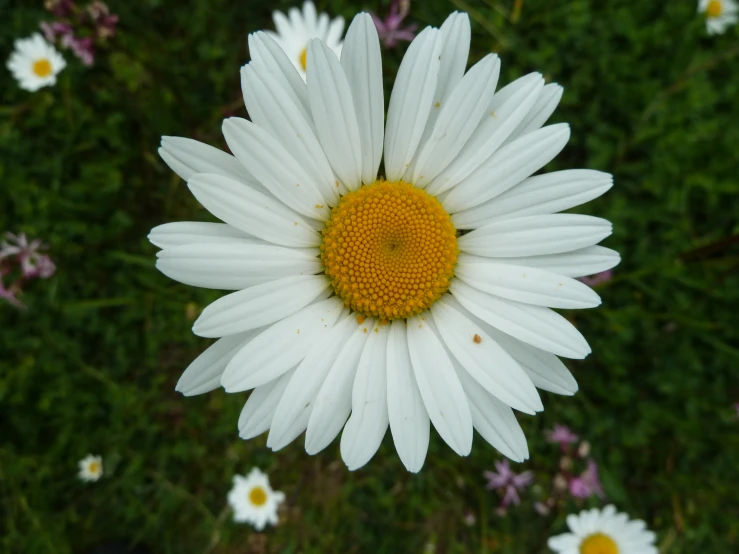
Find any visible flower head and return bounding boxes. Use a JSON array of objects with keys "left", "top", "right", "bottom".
[
  {"left": 1, "top": 233, "right": 56, "bottom": 279},
  {"left": 372, "top": 0, "right": 417, "bottom": 48},
  {"left": 548, "top": 505, "right": 657, "bottom": 554},
  {"left": 227, "top": 468, "right": 285, "bottom": 530},
  {"left": 87, "top": 1, "right": 118, "bottom": 40},
  {"left": 546, "top": 424, "right": 580, "bottom": 449},
  {"left": 568, "top": 458, "right": 605, "bottom": 499},
  {"left": 699, "top": 0, "right": 738, "bottom": 34},
  {"left": 78, "top": 454, "right": 103, "bottom": 482},
  {"left": 152, "top": 10, "right": 618, "bottom": 472},
  {"left": 61, "top": 33, "right": 94, "bottom": 66},
  {"left": 484, "top": 459, "right": 534, "bottom": 510},
  {"left": 6, "top": 34, "right": 66, "bottom": 92},
  {"left": 265, "top": 1, "right": 344, "bottom": 80}
]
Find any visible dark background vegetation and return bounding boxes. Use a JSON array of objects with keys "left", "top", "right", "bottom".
[{"left": 2, "top": 0, "right": 738, "bottom": 552}]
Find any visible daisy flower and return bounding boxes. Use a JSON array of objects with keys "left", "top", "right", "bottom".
[
  {"left": 265, "top": 1, "right": 344, "bottom": 80},
  {"left": 699, "top": 0, "right": 738, "bottom": 34},
  {"left": 6, "top": 33, "right": 66, "bottom": 92},
  {"left": 227, "top": 468, "right": 285, "bottom": 530},
  {"left": 548, "top": 505, "right": 657, "bottom": 554},
  {"left": 151, "top": 11, "right": 619, "bottom": 472},
  {"left": 77, "top": 454, "right": 103, "bottom": 482}
]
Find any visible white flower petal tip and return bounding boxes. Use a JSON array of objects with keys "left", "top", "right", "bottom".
[
  {"left": 147, "top": 222, "right": 257, "bottom": 250},
  {"left": 237, "top": 369, "right": 295, "bottom": 440},
  {"left": 158, "top": 136, "right": 255, "bottom": 184}
]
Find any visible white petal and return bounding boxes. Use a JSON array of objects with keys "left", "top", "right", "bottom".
[
  {"left": 455, "top": 364, "right": 529, "bottom": 461},
  {"left": 222, "top": 118, "right": 329, "bottom": 220},
  {"left": 248, "top": 31, "right": 311, "bottom": 117},
  {"left": 443, "top": 123, "right": 571, "bottom": 213},
  {"left": 238, "top": 368, "right": 295, "bottom": 439},
  {"left": 435, "top": 12, "right": 471, "bottom": 107},
  {"left": 450, "top": 280, "right": 591, "bottom": 359},
  {"left": 156, "top": 242, "right": 321, "bottom": 290},
  {"left": 406, "top": 315, "right": 473, "bottom": 456},
  {"left": 383, "top": 27, "right": 442, "bottom": 181},
  {"left": 411, "top": 54, "right": 501, "bottom": 187},
  {"left": 241, "top": 63, "right": 340, "bottom": 206},
  {"left": 159, "top": 137, "right": 256, "bottom": 184},
  {"left": 175, "top": 332, "right": 256, "bottom": 396},
  {"left": 430, "top": 295, "right": 542, "bottom": 414},
  {"left": 147, "top": 222, "right": 256, "bottom": 249},
  {"left": 267, "top": 313, "right": 355, "bottom": 450},
  {"left": 426, "top": 73, "right": 543, "bottom": 196},
  {"left": 456, "top": 256, "right": 602, "bottom": 309},
  {"left": 221, "top": 297, "right": 344, "bottom": 392},
  {"left": 340, "top": 323, "right": 389, "bottom": 470},
  {"left": 306, "top": 39, "right": 363, "bottom": 191},
  {"left": 188, "top": 173, "right": 321, "bottom": 248},
  {"left": 386, "top": 320, "right": 430, "bottom": 472},
  {"left": 193, "top": 275, "right": 330, "bottom": 338},
  {"left": 457, "top": 214, "right": 613, "bottom": 257},
  {"left": 305, "top": 318, "right": 374, "bottom": 454},
  {"left": 340, "top": 13, "right": 384, "bottom": 185},
  {"left": 506, "top": 82, "right": 563, "bottom": 142}
]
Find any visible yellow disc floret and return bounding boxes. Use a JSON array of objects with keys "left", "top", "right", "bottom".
[
  {"left": 580, "top": 533, "right": 619, "bottom": 554},
  {"left": 321, "top": 180, "right": 458, "bottom": 320},
  {"left": 248, "top": 486, "right": 268, "bottom": 507},
  {"left": 706, "top": 0, "right": 723, "bottom": 17},
  {"left": 299, "top": 47, "right": 308, "bottom": 71},
  {"left": 33, "top": 58, "right": 52, "bottom": 77}
]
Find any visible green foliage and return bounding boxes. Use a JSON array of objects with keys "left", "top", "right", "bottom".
[{"left": 2, "top": 0, "right": 738, "bottom": 552}]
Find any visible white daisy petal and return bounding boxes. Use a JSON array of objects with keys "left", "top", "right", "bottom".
[
  {"left": 454, "top": 363, "right": 529, "bottom": 461},
  {"left": 241, "top": 63, "right": 340, "bottom": 206},
  {"left": 452, "top": 169, "right": 613, "bottom": 228},
  {"left": 193, "top": 275, "right": 330, "bottom": 338},
  {"left": 481, "top": 246, "right": 620, "bottom": 278},
  {"left": 158, "top": 136, "right": 256, "bottom": 185},
  {"left": 443, "top": 123, "right": 571, "bottom": 213},
  {"left": 307, "top": 39, "right": 363, "bottom": 191},
  {"left": 340, "top": 323, "right": 390, "bottom": 470},
  {"left": 222, "top": 118, "right": 329, "bottom": 220},
  {"left": 176, "top": 332, "right": 258, "bottom": 396},
  {"left": 547, "top": 534, "right": 579, "bottom": 551},
  {"left": 506, "top": 82, "right": 563, "bottom": 142},
  {"left": 188, "top": 173, "right": 321, "bottom": 248},
  {"left": 456, "top": 256, "right": 602, "bottom": 309},
  {"left": 435, "top": 12, "right": 472, "bottom": 108},
  {"left": 406, "top": 315, "right": 473, "bottom": 456},
  {"left": 386, "top": 320, "right": 430, "bottom": 472},
  {"left": 267, "top": 313, "right": 355, "bottom": 450},
  {"left": 305, "top": 318, "right": 374, "bottom": 454},
  {"left": 155, "top": 243, "right": 321, "bottom": 290},
  {"left": 340, "top": 13, "right": 384, "bottom": 185},
  {"left": 326, "top": 15, "right": 345, "bottom": 47},
  {"left": 450, "top": 280, "right": 591, "bottom": 359},
  {"left": 426, "top": 73, "right": 543, "bottom": 196},
  {"left": 221, "top": 297, "right": 344, "bottom": 392},
  {"left": 238, "top": 368, "right": 295, "bottom": 439},
  {"left": 430, "top": 295, "right": 542, "bottom": 414},
  {"left": 412, "top": 54, "right": 501, "bottom": 187},
  {"left": 147, "top": 222, "right": 257, "bottom": 249},
  {"left": 384, "top": 27, "right": 443, "bottom": 181},
  {"left": 457, "top": 214, "right": 612, "bottom": 257}
]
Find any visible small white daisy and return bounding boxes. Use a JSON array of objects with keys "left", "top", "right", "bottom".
[
  {"left": 263, "top": 1, "right": 344, "bottom": 79},
  {"left": 699, "top": 0, "right": 738, "bottom": 34},
  {"left": 6, "top": 33, "right": 66, "bottom": 92},
  {"left": 227, "top": 468, "right": 285, "bottom": 530},
  {"left": 77, "top": 454, "right": 103, "bottom": 482},
  {"left": 548, "top": 505, "right": 658, "bottom": 554},
  {"left": 152, "top": 11, "right": 619, "bottom": 473}
]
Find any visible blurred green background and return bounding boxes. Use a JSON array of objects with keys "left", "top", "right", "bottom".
[{"left": 2, "top": 0, "right": 739, "bottom": 552}]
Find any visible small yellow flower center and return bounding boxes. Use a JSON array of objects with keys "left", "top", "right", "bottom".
[
  {"left": 321, "top": 180, "right": 458, "bottom": 320},
  {"left": 88, "top": 461, "right": 101, "bottom": 475},
  {"left": 33, "top": 58, "right": 53, "bottom": 78},
  {"left": 248, "top": 486, "right": 268, "bottom": 506},
  {"left": 706, "top": 0, "right": 723, "bottom": 17},
  {"left": 299, "top": 47, "right": 308, "bottom": 71},
  {"left": 580, "top": 533, "right": 619, "bottom": 554}
]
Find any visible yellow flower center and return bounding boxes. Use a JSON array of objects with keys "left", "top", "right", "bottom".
[
  {"left": 248, "top": 486, "right": 268, "bottom": 507},
  {"left": 580, "top": 533, "right": 619, "bottom": 554},
  {"left": 707, "top": 0, "right": 723, "bottom": 17},
  {"left": 32, "top": 58, "right": 53, "bottom": 78},
  {"left": 299, "top": 47, "right": 307, "bottom": 71},
  {"left": 321, "top": 180, "right": 458, "bottom": 321},
  {"left": 88, "top": 461, "right": 101, "bottom": 475}
]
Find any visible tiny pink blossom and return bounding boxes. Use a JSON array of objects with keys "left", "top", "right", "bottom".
[
  {"left": 40, "top": 21, "right": 74, "bottom": 42},
  {"left": 87, "top": 1, "right": 118, "bottom": 40},
  {"left": 577, "top": 269, "right": 613, "bottom": 287},
  {"left": 62, "top": 34, "right": 95, "bottom": 66},
  {"left": 0, "top": 267, "right": 25, "bottom": 309},
  {"left": 568, "top": 459, "right": 605, "bottom": 499},
  {"left": 371, "top": 0, "right": 417, "bottom": 48},
  {"left": 484, "top": 460, "right": 534, "bottom": 512},
  {"left": 545, "top": 424, "right": 580, "bottom": 449}
]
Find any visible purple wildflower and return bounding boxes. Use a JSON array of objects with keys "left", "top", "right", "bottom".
[
  {"left": 40, "top": 21, "right": 74, "bottom": 42},
  {"left": 0, "top": 233, "right": 56, "bottom": 308},
  {"left": 87, "top": 1, "right": 118, "bottom": 40},
  {"left": 577, "top": 269, "right": 613, "bottom": 287},
  {"left": 371, "top": 0, "right": 417, "bottom": 48},
  {"left": 568, "top": 459, "right": 605, "bottom": 499},
  {"left": 545, "top": 424, "right": 580, "bottom": 450},
  {"left": 0, "top": 267, "right": 25, "bottom": 309},
  {"left": 62, "top": 33, "right": 95, "bottom": 66},
  {"left": 45, "top": 0, "right": 76, "bottom": 18},
  {"left": 484, "top": 460, "right": 534, "bottom": 513}
]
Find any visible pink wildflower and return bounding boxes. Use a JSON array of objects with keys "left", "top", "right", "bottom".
[
  {"left": 577, "top": 269, "right": 613, "bottom": 287},
  {"left": 0, "top": 233, "right": 56, "bottom": 308},
  {"left": 484, "top": 460, "right": 534, "bottom": 513},
  {"left": 40, "top": 21, "right": 74, "bottom": 42},
  {"left": 0, "top": 267, "right": 25, "bottom": 309},
  {"left": 87, "top": 1, "right": 118, "bottom": 40},
  {"left": 568, "top": 459, "right": 605, "bottom": 499},
  {"left": 545, "top": 424, "right": 580, "bottom": 450},
  {"left": 62, "top": 34, "right": 95, "bottom": 66},
  {"left": 371, "top": 0, "right": 417, "bottom": 48}
]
